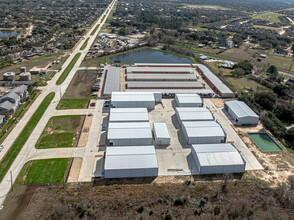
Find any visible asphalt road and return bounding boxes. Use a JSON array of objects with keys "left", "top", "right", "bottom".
[{"left": 0, "top": 0, "right": 116, "bottom": 207}]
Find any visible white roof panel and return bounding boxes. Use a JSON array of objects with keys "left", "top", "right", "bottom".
[
  {"left": 127, "top": 81, "right": 204, "bottom": 88},
  {"left": 153, "top": 123, "right": 170, "bottom": 139},
  {"left": 192, "top": 144, "right": 245, "bottom": 166},
  {"left": 176, "top": 93, "right": 203, "bottom": 104},
  {"left": 127, "top": 74, "right": 197, "bottom": 81},
  {"left": 103, "top": 66, "right": 120, "bottom": 95},
  {"left": 134, "top": 63, "right": 191, "bottom": 67},
  {"left": 125, "top": 89, "right": 214, "bottom": 95},
  {"left": 108, "top": 122, "right": 150, "bottom": 129},
  {"left": 181, "top": 120, "right": 220, "bottom": 128},
  {"left": 109, "top": 108, "right": 149, "bottom": 122},
  {"left": 105, "top": 146, "right": 158, "bottom": 169},
  {"left": 108, "top": 128, "right": 152, "bottom": 139},
  {"left": 176, "top": 107, "right": 214, "bottom": 121},
  {"left": 225, "top": 101, "right": 259, "bottom": 119},
  {"left": 127, "top": 67, "right": 193, "bottom": 73},
  {"left": 111, "top": 92, "right": 155, "bottom": 102},
  {"left": 185, "top": 127, "right": 225, "bottom": 137}
]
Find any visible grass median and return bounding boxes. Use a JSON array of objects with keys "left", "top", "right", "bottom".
[
  {"left": 90, "top": 24, "right": 100, "bottom": 36},
  {"left": 56, "top": 53, "right": 81, "bottom": 85},
  {"left": 80, "top": 38, "right": 89, "bottom": 50},
  {"left": 0, "top": 92, "right": 55, "bottom": 183}
]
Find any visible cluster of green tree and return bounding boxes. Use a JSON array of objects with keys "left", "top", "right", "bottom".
[
  {"left": 251, "top": 34, "right": 291, "bottom": 49},
  {"left": 0, "top": 56, "right": 13, "bottom": 68},
  {"left": 232, "top": 60, "right": 253, "bottom": 76},
  {"left": 240, "top": 91, "right": 294, "bottom": 147},
  {"left": 138, "top": 12, "right": 183, "bottom": 29}
]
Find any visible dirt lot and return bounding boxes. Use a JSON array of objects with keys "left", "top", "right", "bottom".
[
  {"left": 63, "top": 70, "right": 97, "bottom": 99},
  {"left": 1, "top": 174, "right": 294, "bottom": 220}
]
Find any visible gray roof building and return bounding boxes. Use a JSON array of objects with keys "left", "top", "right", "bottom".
[
  {"left": 127, "top": 73, "right": 197, "bottom": 81},
  {"left": 103, "top": 66, "right": 120, "bottom": 96},
  {"left": 127, "top": 81, "right": 204, "bottom": 89}
]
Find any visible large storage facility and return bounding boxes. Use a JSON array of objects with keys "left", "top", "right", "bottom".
[
  {"left": 111, "top": 92, "right": 156, "bottom": 110},
  {"left": 182, "top": 121, "right": 226, "bottom": 144},
  {"left": 134, "top": 63, "right": 192, "bottom": 68},
  {"left": 176, "top": 107, "right": 214, "bottom": 124},
  {"left": 104, "top": 145, "right": 159, "bottom": 178},
  {"left": 175, "top": 94, "right": 203, "bottom": 107},
  {"left": 225, "top": 100, "right": 259, "bottom": 125},
  {"left": 103, "top": 66, "right": 120, "bottom": 96},
  {"left": 127, "top": 74, "right": 197, "bottom": 81},
  {"left": 126, "top": 67, "right": 193, "bottom": 74},
  {"left": 109, "top": 108, "right": 149, "bottom": 123},
  {"left": 195, "top": 64, "right": 234, "bottom": 98},
  {"left": 127, "top": 81, "right": 204, "bottom": 90},
  {"left": 153, "top": 123, "right": 170, "bottom": 146},
  {"left": 191, "top": 143, "right": 246, "bottom": 174},
  {"left": 107, "top": 122, "right": 153, "bottom": 146},
  {"left": 125, "top": 89, "right": 214, "bottom": 97}
]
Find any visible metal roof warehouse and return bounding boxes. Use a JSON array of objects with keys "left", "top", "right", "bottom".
[
  {"left": 104, "top": 145, "right": 159, "bottom": 178},
  {"left": 107, "top": 122, "right": 153, "bottom": 146},
  {"left": 182, "top": 121, "right": 226, "bottom": 144},
  {"left": 126, "top": 73, "right": 197, "bottom": 81},
  {"left": 126, "top": 67, "right": 193, "bottom": 74},
  {"left": 111, "top": 92, "right": 156, "bottom": 110},
  {"left": 195, "top": 64, "right": 234, "bottom": 98},
  {"left": 176, "top": 107, "right": 215, "bottom": 123},
  {"left": 191, "top": 143, "right": 246, "bottom": 174},
  {"left": 109, "top": 108, "right": 149, "bottom": 123},
  {"left": 225, "top": 100, "right": 259, "bottom": 125},
  {"left": 153, "top": 123, "right": 170, "bottom": 146},
  {"left": 175, "top": 93, "right": 203, "bottom": 107},
  {"left": 127, "top": 81, "right": 204, "bottom": 89},
  {"left": 125, "top": 89, "right": 214, "bottom": 97},
  {"left": 103, "top": 66, "right": 120, "bottom": 96}
]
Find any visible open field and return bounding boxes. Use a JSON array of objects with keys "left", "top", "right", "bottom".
[
  {"left": 80, "top": 38, "right": 89, "bottom": 50},
  {"left": 0, "top": 52, "right": 65, "bottom": 79},
  {"left": 36, "top": 115, "right": 84, "bottom": 149},
  {"left": 16, "top": 158, "right": 70, "bottom": 184},
  {"left": 185, "top": 4, "right": 235, "bottom": 11},
  {"left": 224, "top": 76, "right": 268, "bottom": 92},
  {"left": 63, "top": 70, "right": 97, "bottom": 99},
  {"left": 220, "top": 45, "right": 262, "bottom": 61},
  {"left": 252, "top": 13, "right": 283, "bottom": 23},
  {"left": 56, "top": 99, "right": 89, "bottom": 110},
  {"left": 56, "top": 52, "right": 81, "bottom": 85},
  {"left": 1, "top": 174, "right": 294, "bottom": 219},
  {"left": 253, "top": 25, "right": 282, "bottom": 32},
  {"left": 56, "top": 70, "right": 97, "bottom": 109},
  {"left": 0, "top": 92, "right": 55, "bottom": 182}
]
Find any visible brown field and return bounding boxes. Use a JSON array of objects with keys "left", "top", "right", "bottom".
[
  {"left": 220, "top": 45, "right": 261, "bottom": 61},
  {"left": 63, "top": 70, "right": 97, "bottom": 99},
  {"left": 1, "top": 174, "right": 294, "bottom": 220},
  {"left": 224, "top": 76, "right": 268, "bottom": 92}
]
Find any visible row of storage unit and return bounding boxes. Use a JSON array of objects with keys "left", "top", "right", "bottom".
[
  {"left": 175, "top": 94, "right": 203, "bottom": 107},
  {"left": 195, "top": 64, "right": 234, "bottom": 98},
  {"left": 125, "top": 89, "right": 214, "bottom": 97},
  {"left": 134, "top": 63, "right": 192, "bottom": 68},
  {"left": 103, "top": 66, "right": 120, "bottom": 96},
  {"left": 153, "top": 123, "right": 170, "bottom": 146},
  {"left": 126, "top": 73, "right": 197, "bottom": 81},
  {"left": 127, "top": 81, "right": 204, "bottom": 90},
  {"left": 126, "top": 67, "right": 194, "bottom": 74}
]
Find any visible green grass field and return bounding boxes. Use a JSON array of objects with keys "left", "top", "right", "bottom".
[
  {"left": 56, "top": 99, "right": 89, "bottom": 110},
  {"left": 0, "top": 92, "right": 55, "bottom": 182},
  {"left": 36, "top": 115, "right": 84, "bottom": 149},
  {"left": 56, "top": 53, "right": 81, "bottom": 85},
  {"left": 80, "top": 38, "right": 89, "bottom": 50},
  {"left": 252, "top": 13, "right": 282, "bottom": 23},
  {"left": 90, "top": 24, "right": 100, "bottom": 36},
  {"left": 17, "top": 159, "right": 70, "bottom": 184}
]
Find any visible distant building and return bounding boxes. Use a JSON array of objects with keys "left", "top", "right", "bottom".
[
  {"left": 221, "top": 61, "right": 234, "bottom": 69},
  {"left": 260, "top": 54, "right": 267, "bottom": 58},
  {"left": 198, "top": 44, "right": 205, "bottom": 48},
  {"left": 286, "top": 79, "right": 294, "bottom": 86}
]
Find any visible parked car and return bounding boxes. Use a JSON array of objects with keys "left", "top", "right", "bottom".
[
  {"left": 90, "top": 103, "right": 96, "bottom": 107},
  {"left": 0, "top": 145, "right": 3, "bottom": 152}
]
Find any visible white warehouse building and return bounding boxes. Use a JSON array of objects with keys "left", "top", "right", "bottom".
[
  {"left": 175, "top": 93, "right": 203, "bottom": 107},
  {"left": 176, "top": 107, "right": 214, "bottom": 125},
  {"left": 107, "top": 122, "right": 153, "bottom": 146},
  {"left": 111, "top": 92, "right": 156, "bottom": 110},
  {"left": 109, "top": 108, "right": 149, "bottom": 123},
  {"left": 153, "top": 123, "right": 170, "bottom": 146},
  {"left": 104, "top": 145, "right": 159, "bottom": 178},
  {"left": 225, "top": 100, "right": 259, "bottom": 125},
  {"left": 191, "top": 143, "right": 246, "bottom": 174},
  {"left": 182, "top": 121, "right": 226, "bottom": 144}
]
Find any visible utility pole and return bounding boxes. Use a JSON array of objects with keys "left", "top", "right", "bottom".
[{"left": 10, "top": 171, "right": 13, "bottom": 192}]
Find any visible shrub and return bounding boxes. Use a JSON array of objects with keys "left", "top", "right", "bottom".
[
  {"left": 214, "top": 205, "right": 221, "bottom": 215},
  {"left": 174, "top": 198, "right": 185, "bottom": 206},
  {"left": 137, "top": 205, "right": 144, "bottom": 213},
  {"left": 165, "top": 212, "right": 173, "bottom": 220},
  {"left": 254, "top": 92, "right": 276, "bottom": 110}
]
